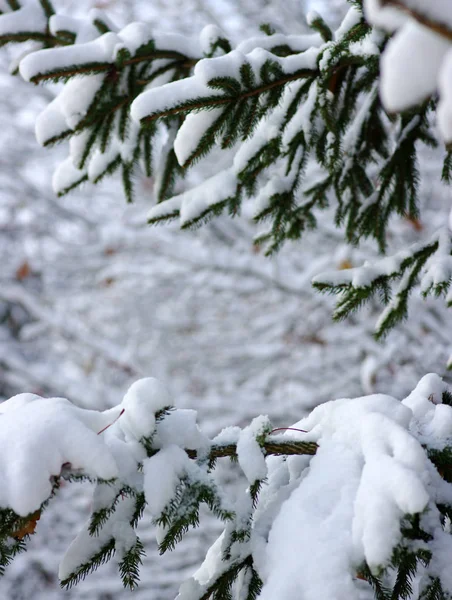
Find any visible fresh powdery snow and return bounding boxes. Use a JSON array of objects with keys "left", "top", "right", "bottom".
[
  {"left": 120, "top": 377, "right": 172, "bottom": 442},
  {"left": 236, "top": 415, "right": 270, "bottom": 484},
  {"left": 0, "top": 394, "right": 121, "bottom": 516},
  {"left": 364, "top": 0, "right": 452, "bottom": 142},
  {"left": 0, "top": 2, "right": 47, "bottom": 37},
  {"left": 143, "top": 445, "right": 190, "bottom": 516},
  {"left": 59, "top": 494, "right": 137, "bottom": 582},
  {"left": 247, "top": 375, "right": 452, "bottom": 600},
  {"left": 3, "top": 374, "right": 452, "bottom": 595},
  {"left": 379, "top": 22, "right": 451, "bottom": 113}
]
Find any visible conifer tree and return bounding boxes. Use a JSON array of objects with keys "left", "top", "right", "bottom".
[{"left": 1, "top": 1, "right": 452, "bottom": 600}]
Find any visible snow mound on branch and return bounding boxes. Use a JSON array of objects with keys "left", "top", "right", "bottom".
[
  {"left": 119, "top": 377, "right": 172, "bottom": 441},
  {"left": 364, "top": 0, "right": 452, "bottom": 142},
  {"left": 0, "top": 394, "right": 121, "bottom": 516},
  {"left": 236, "top": 415, "right": 270, "bottom": 484},
  {"left": 143, "top": 445, "right": 190, "bottom": 515},
  {"left": 258, "top": 388, "right": 438, "bottom": 600}
]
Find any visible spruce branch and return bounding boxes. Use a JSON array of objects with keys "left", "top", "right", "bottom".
[
  {"left": 60, "top": 539, "right": 116, "bottom": 588},
  {"left": 137, "top": 68, "right": 318, "bottom": 125},
  {"left": 118, "top": 537, "right": 145, "bottom": 590},
  {"left": 420, "top": 577, "right": 450, "bottom": 600}
]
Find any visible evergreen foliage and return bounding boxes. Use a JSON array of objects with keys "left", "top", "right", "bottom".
[
  {"left": 2, "top": 1, "right": 452, "bottom": 600},
  {"left": 1, "top": 377, "right": 452, "bottom": 599},
  {"left": 0, "top": 0, "right": 451, "bottom": 338}
]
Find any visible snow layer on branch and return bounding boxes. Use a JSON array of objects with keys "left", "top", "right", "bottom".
[
  {"left": 174, "top": 108, "right": 224, "bottom": 166},
  {"left": 20, "top": 32, "right": 119, "bottom": 81},
  {"left": 52, "top": 157, "right": 87, "bottom": 195},
  {"left": 0, "top": 2, "right": 47, "bottom": 36},
  {"left": 153, "top": 33, "right": 200, "bottom": 58},
  {"left": 438, "top": 51, "right": 452, "bottom": 142},
  {"left": 119, "top": 377, "right": 172, "bottom": 442},
  {"left": 131, "top": 77, "right": 224, "bottom": 123},
  {"left": 36, "top": 75, "right": 104, "bottom": 145},
  {"left": 114, "top": 22, "right": 153, "bottom": 56},
  {"left": 380, "top": 22, "right": 451, "bottom": 112},
  {"left": 194, "top": 50, "right": 246, "bottom": 83},
  {"left": 236, "top": 415, "right": 270, "bottom": 483},
  {"left": 114, "top": 24, "right": 198, "bottom": 58},
  {"left": 132, "top": 45, "right": 319, "bottom": 125},
  {"left": 49, "top": 15, "right": 81, "bottom": 37},
  {"left": 420, "top": 229, "right": 452, "bottom": 293},
  {"left": 35, "top": 99, "right": 69, "bottom": 146},
  {"left": 193, "top": 46, "right": 318, "bottom": 87},
  {"left": 143, "top": 445, "right": 189, "bottom": 515},
  {"left": 237, "top": 32, "right": 322, "bottom": 54},
  {"left": 88, "top": 143, "right": 120, "bottom": 182},
  {"left": 148, "top": 168, "right": 237, "bottom": 226},
  {"left": 199, "top": 24, "right": 226, "bottom": 55},
  {"left": 364, "top": 0, "right": 452, "bottom": 142},
  {"left": 147, "top": 194, "right": 183, "bottom": 222},
  {"left": 181, "top": 169, "right": 237, "bottom": 225},
  {"left": 313, "top": 232, "right": 440, "bottom": 288},
  {"left": 282, "top": 81, "right": 318, "bottom": 150},
  {"left": 0, "top": 394, "right": 120, "bottom": 516},
  {"left": 152, "top": 409, "right": 209, "bottom": 450},
  {"left": 259, "top": 389, "right": 439, "bottom": 600},
  {"left": 364, "top": 0, "right": 408, "bottom": 32}
]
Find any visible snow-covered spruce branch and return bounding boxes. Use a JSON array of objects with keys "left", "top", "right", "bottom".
[
  {"left": 0, "top": 2, "right": 445, "bottom": 243},
  {"left": 3, "top": 375, "right": 452, "bottom": 600},
  {"left": 313, "top": 229, "right": 452, "bottom": 337},
  {"left": 2, "top": 1, "right": 452, "bottom": 335}
]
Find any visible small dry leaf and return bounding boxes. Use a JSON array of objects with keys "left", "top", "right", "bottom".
[
  {"left": 15, "top": 261, "right": 31, "bottom": 281},
  {"left": 406, "top": 215, "right": 423, "bottom": 231},
  {"left": 12, "top": 510, "right": 41, "bottom": 539}
]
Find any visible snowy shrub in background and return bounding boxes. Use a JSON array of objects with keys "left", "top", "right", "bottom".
[{"left": 2, "top": 0, "right": 452, "bottom": 599}]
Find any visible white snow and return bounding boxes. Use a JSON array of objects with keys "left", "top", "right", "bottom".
[
  {"left": 237, "top": 33, "right": 322, "bottom": 55},
  {"left": 152, "top": 409, "right": 209, "bottom": 450},
  {"left": 313, "top": 232, "right": 441, "bottom": 289},
  {"left": 0, "top": 394, "right": 120, "bottom": 516},
  {"left": 380, "top": 22, "right": 451, "bottom": 113},
  {"left": 0, "top": 2, "right": 47, "bottom": 36},
  {"left": 194, "top": 50, "right": 246, "bottom": 85},
  {"left": 49, "top": 15, "right": 81, "bottom": 38},
  {"left": 438, "top": 49, "right": 452, "bottom": 143},
  {"left": 119, "top": 377, "right": 172, "bottom": 442},
  {"left": 20, "top": 32, "right": 119, "bottom": 82},
  {"left": 52, "top": 157, "right": 87, "bottom": 195},
  {"left": 131, "top": 77, "right": 224, "bottom": 123},
  {"left": 174, "top": 108, "right": 224, "bottom": 166},
  {"left": 363, "top": 0, "right": 409, "bottom": 32},
  {"left": 200, "top": 24, "right": 227, "bottom": 55},
  {"left": 236, "top": 415, "right": 270, "bottom": 483},
  {"left": 59, "top": 494, "right": 136, "bottom": 580},
  {"left": 143, "top": 445, "right": 189, "bottom": 515},
  {"left": 256, "top": 388, "right": 439, "bottom": 600},
  {"left": 151, "top": 168, "right": 238, "bottom": 227}
]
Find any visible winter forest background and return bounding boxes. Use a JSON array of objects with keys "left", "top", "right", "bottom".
[{"left": 1, "top": 0, "right": 452, "bottom": 598}]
